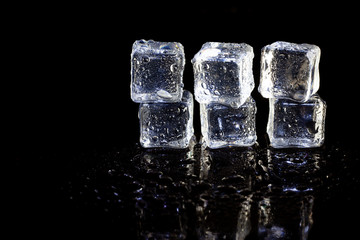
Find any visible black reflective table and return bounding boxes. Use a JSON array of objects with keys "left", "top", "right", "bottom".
[{"left": 44, "top": 140, "right": 360, "bottom": 239}]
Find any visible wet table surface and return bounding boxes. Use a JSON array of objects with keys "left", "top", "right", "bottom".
[{"left": 20, "top": 140, "right": 358, "bottom": 239}]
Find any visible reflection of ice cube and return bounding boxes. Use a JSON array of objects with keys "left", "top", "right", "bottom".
[
  {"left": 258, "top": 195, "right": 314, "bottom": 240},
  {"left": 131, "top": 39, "right": 185, "bottom": 103},
  {"left": 135, "top": 142, "right": 196, "bottom": 182},
  {"left": 200, "top": 97, "right": 257, "bottom": 148},
  {"left": 200, "top": 146, "right": 256, "bottom": 189},
  {"left": 192, "top": 42, "right": 254, "bottom": 108},
  {"left": 138, "top": 90, "right": 194, "bottom": 148},
  {"left": 136, "top": 187, "right": 187, "bottom": 240},
  {"left": 197, "top": 195, "right": 252, "bottom": 240},
  {"left": 267, "top": 94, "right": 326, "bottom": 148},
  {"left": 134, "top": 146, "right": 196, "bottom": 239},
  {"left": 258, "top": 195, "right": 314, "bottom": 239},
  {"left": 258, "top": 41, "right": 320, "bottom": 102},
  {"left": 266, "top": 148, "right": 323, "bottom": 191}
]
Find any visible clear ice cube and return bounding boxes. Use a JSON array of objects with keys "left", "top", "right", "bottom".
[
  {"left": 267, "top": 94, "right": 326, "bottom": 148},
  {"left": 131, "top": 39, "right": 185, "bottom": 103},
  {"left": 192, "top": 42, "right": 254, "bottom": 108},
  {"left": 200, "top": 96, "right": 257, "bottom": 148},
  {"left": 138, "top": 90, "right": 194, "bottom": 148},
  {"left": 258, "top": 41, "right": 320, "bottom": 102}
]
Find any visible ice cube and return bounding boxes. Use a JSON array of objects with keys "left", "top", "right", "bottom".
[
  {"left": 138, "top": 90, "right": 194, "bottom": 148},
  {"left": 192, "top": 42, "right": 254, "bottom": 108},
  {"left": 267, "top": 94, "right": 326, "bottom": 148},
  {"left": 200, "top": 96, "right": 257, "bottom": 148},
  {"left": 258, "top": 41, "right": 320, "bottom": 102},
  {"left": 131, "top": 39, "right": 185, "bottom": 103}
]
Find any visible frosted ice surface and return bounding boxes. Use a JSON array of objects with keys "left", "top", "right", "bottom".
[
  {"left": 200, "top": 96, "right": 257, "bottom": 148},
  {"left": 138, "top": 90, "right": 194, "bottom": 148},
  {"left": 192, "top": 42, "right": 254, "bottom": 108},
  {"left": 267, "top": 94, "right": 326, "bottom": 148},
  {"left": 131, "top": 39, "right": 185, "bottom": 103},
  {"left": 258, "top": 41, "right": 320, "bottom": 102}
]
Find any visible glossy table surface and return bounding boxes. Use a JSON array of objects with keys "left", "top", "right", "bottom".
[{"left": 14, "top": 139, "right": 357, "bottom": 239}]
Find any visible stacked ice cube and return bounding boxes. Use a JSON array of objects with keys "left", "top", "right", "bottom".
[
  {"left": 192, "top": 42, "right": 257, "bottom": 148},
  {"left": 258, "top": 41, "right": 326, "bottom": 148},
  {"left": 131, "top": 40, "right": 194, "bottom": 148}
]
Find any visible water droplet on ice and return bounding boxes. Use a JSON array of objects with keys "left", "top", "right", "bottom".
[
  {"left": 278, "top": 53, "right": 287, "bottom": 59},
  {"left": 293, "top": 91, "right": 304, "bottom": 101},
  {"left": 159, "top": 44, "right": 169, "bottom": 49},
  {"left": 143, "top": 56, "right": 150, "bottom": 62},
  {"left": 170, "top": 64, "right": 178, "bottom": 72},
  {"left": 133, "top": 59, "right": 140, "bottom": 67},
  {"left": 157, "top": 90, "right": 173, "bottom": 99},
  {"left": 230, "top": 101, "right": 240, "bottom": 109},
  {"left": 203, "top": 89, "right": 211, "bottom": 95},
  {"left": 196, "top": 63, "right": 202, "bottom": 72}
]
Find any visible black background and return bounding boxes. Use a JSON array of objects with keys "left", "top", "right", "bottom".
[
  {"left": 9, "top": 2, "right": 360, "bottom": 238},
  {"left": 11, "top": 2, "right": 360, "bottom": 150}
]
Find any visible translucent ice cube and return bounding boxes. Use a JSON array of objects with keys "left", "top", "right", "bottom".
[
  {"left": 267, "top": 94, "right": 326, "bottom": 148},
  {"left": 192, "top": 42, "right": 254, "bottom": 108},
  {"left": 131, "top": 39, "right": 185, "bottom": 103},
  {"left": 138, "top": 90, "right": 194, "bottom": 148},
  {"left": 200, "top": 96, "right": 257, "bottom": 148},
  {"left": 259, "top": 41, "right": 321, "bottom": 102}
]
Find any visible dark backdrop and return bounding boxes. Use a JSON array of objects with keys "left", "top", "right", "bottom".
[
  {"left": 9, "top": 2, "right": 360, "bottom": 238},
  {"left": 11, "top": 2, "right": 359, "bottom": 151}
]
